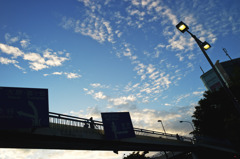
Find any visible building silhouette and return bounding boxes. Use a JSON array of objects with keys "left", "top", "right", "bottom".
[{"left": 200, "top": 58, "right": 240, "bottom": 92}]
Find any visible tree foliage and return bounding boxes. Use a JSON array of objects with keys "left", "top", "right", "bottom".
[
  {"left": 123, "top": 151, "right": 150, "bottom": 159},
  {"left": 192, "top": 84, "right": 240, "bottom": 149}
]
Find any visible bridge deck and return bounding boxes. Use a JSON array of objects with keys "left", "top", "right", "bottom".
[{"left": 0, "top": 112, "right": 194, "bottom": 152}]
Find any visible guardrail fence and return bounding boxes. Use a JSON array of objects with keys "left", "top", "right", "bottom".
[{"left": 49, "top": 112, "right": 193, "bottom": 142}]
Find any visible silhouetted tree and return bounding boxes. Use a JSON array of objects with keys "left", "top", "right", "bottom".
[
  {"left": 192, "top": 84, "right": 240, "bottom": 150},
  {"left": 123, "top": 151, "right": 150, "bottom": 159}
]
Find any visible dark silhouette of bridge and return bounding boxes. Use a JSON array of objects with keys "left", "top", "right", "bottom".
[
  {"left": 0, "top": 112, "right": 238, "bottom": 158},
  {"left": 0, "top": 112, "right": 193, "bottom": 151}
]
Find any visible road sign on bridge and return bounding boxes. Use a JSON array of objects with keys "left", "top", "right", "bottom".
[
  {"left": 101, "top": 112, "right": 135, "bottom": 140},
  {"left": 0, "top": 87, "right": 49, "bottom": 129}
]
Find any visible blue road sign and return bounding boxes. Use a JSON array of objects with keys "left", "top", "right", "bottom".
[
  {"left": 101, "top": 112, "right": 135, "bottom": 140},
  {"left": 0, "top": 87, "right": 49, "bottom": 129}
]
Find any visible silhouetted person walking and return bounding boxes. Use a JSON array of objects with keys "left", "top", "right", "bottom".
[
  {"left": 89, "top": 117, "right": 95, "bottom": 129},
  {"left": 176, "top": 134, "right": 180, "bottom": 140}
]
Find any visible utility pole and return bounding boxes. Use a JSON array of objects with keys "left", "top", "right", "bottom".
[
  {"left": 223, "top": 48, "right": 232, "bottom": 61},
  {"left": 200, "top": 66, "right": 204, "bottom": 74}
]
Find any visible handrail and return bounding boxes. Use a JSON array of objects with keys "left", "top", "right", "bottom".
[
  {"left": 49, "top": 112, "right": 103, "bottom": 125},
  {"left": 48, "top": 112, "right": 193, "bottom": 142}
]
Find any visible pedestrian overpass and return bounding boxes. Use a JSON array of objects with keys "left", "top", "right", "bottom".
[
  {"left": 0, "top": 112, "right": 194, "bottom": 152},
  {"left": 0, "top": 87, "right": 238, "bottom": 158},
  {"left": 0, "top": 112, "right": 238, "bottom": 159}
]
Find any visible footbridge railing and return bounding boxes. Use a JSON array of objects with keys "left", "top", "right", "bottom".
[{"left": 49, "top": 112, "right": 193, "bottom": 142}]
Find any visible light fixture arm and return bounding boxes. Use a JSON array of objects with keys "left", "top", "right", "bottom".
[
  {"left": 180, "top": 121, "right": 195, "bottom": 131},
  {"left": 158, "top": 120, "right": 166, "bottom": 134},
  {"left": 160, "top": 122, "right": 166, "bottom": 134},
  {"left": 185, "top": 30, "right": 240, "bottom": 114}
]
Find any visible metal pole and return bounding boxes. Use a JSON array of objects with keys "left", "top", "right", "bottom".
[
  {"left": 180, "top": 121, "right": 194, "bottom": 131},
  {"left": 186, "top": 30, "right": 240, "bottom": 115},
  {"left": 158, "top": 120, "right": 166, "bottom": 134},
  {"left": 223, "top": 48, "right": 232, "bottom": 61}
]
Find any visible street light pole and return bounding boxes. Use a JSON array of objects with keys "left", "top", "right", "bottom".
[
  {"left": 179, "top": 120, "right": 194, "bottom": 132},
  {"left": 158, "top": 120, "right": 166, "bottom": 134},
  {"left": 176, "top": 21, "right": 240, "bottom": 115}
]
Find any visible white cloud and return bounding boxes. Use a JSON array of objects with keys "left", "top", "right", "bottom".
[
  {"left": 146, "top": 64, "right": 155, "bottom": 74},
  {"left": 94, "top": 91, "right": 107, "bottom": 100},
  {"left": 90, "top": 83, "right": 109, "bottom": 88},
  {"left": 44, "top": 49, "right": 69, "bottom": 67},
  {"left": 192, "top": 91, "right": 204, "bottom": 96},
  {"left": 60, "top": 16, "right": 75, "bottom": 29},
  {"left": 61, "top": 13, "right": 116, "bottom": 44},
  {"left": 132, "top": 0, "right": 140, "bottom": 6},
  {"left": 164, "top": 103, "right": 171, "bottom": 106},
  {"left": 0, "top": 43, "right": 24, "bottom": 58},
  {"left": 167, "top": 32, "right": 196, "bottom": 51},
  {"left": 53, "top": 72, "right": 63, "bottom": 75},
  {"left": 130, "top": 108, "right": 190, "bottom": 135},
  {"left": 29, "top": 62, "right": 48, "bottom": 71},
  {"left": 149, "top": 71, "right": 159, "bottom": 80},
  {"left": 60, "top": 0, "right": 183, "bottom": 106},
  {"left": 133, "top": 83, "right": 140, "bottom": 88},
  {"left": 4, "top": 33, "right": 31, "bottom": 49},
  {"left": 58, "top": 0, "right": 219, "bottom": 118},
  {"left": 64, "top": 72, "right": 81, "bottom": 79},
  {"left": 187, "top": 62, "right": 194, "bottom": 71},
  {"left": 84, "top": 86, "right": 138, "bottom": 109},
  {"left": 0, "top": 43, "right": 70, "bottom": 71},
  {"left": 0, "top": 56, "right": 24, "bottom": 70},
  {"left": 153, "top": 73, "right": 171, "bottom": 89},
  {"left": 141, "top": 0, "right": 151, "bottom": 7},
  {"left": 187, "top": 53, "right": 195, "bottom": 60},
  {"left": 175, "top": 93, "right": 191, "bottom": 104},
  {"left": 134, "top": 62, "right": 146, "bottom": 76},
  {"left": 20, "top": 39, "right": 30, "bottom": 48},
  {"left": 176, "top": 53, "right": 184, "bottom": 61},
  {"left": 90, "top": 83, "right": 101, "bottom": 88},
  {"left": 25, "top": 49, "right": 70, "bottom": 71},
  {"left": 44, "top": 72, "right": 81, "bottom": 79},
  {"left": 83, "top": 88, "right": 95, "bottom": 95},
  {"left": 5, "top": 33, "right": 19, "bottom": 44},
  {"left": 0, "top": 56, "right": 18, "bottom": 65},
  {"left": 69, "top": 105, "right": 194, "bottom": 136},
  {"left": 24, "top": 52, "right": 45, "bottom": 63},
  {"left": 108, "top": 95, "right": 136, "bottom": 106}
]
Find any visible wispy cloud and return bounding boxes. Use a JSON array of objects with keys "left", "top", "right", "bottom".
[
  {"left": 4, "top": 33, "right": 19, "bottom": 44},
  {"left": 4, "top": 33, "right": 31, "bottom": 48},
  {"left": 68, "top": 103, "right": 194, "bottom": 135},
  {"left": 0, "top": 56, "right": 24, "bottom": 70},
  {"left": 108, "top": 95, "right": 137, "bottom": 109},
  {"left": 60, "top": 0, "right": 236, "bottom": 112},
  {"left": 90, "top": 83, "right": 109, "bottom": 88},
  {"left": 83, "top": 87, "right": 137, "bottom": 109},
  {"left": 0, "top": 43, "right": 24, "bottom": 58},
  {"left": 61, "top": 14, "right": 115, "bottom": 44},
  {"left": 20, "top": 39, "right": 30, "bottom": 48},
  {"left": 65, "top": 72, "right": 81, "bottom": 79},
  {"left": 44, "top": 72, "right": 81, "bottom": 79},
  {"left": 192, "top": 91, "right": 204, "bottom": 96},
  {"left": 94, "top": 91, "right": 107, "bottom": 100},
  {"left": 0, "top": 41, "right": 70, "bottom": 71}
]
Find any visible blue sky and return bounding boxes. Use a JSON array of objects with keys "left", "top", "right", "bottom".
[{"left": 1, "top": 0, "right": 240, "bottom": 158}]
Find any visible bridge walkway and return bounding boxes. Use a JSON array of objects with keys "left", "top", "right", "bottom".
[{"left": 0, "top": 112, "right": 194, "bottom": 152}]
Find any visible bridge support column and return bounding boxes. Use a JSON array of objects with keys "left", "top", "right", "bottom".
[{"left": 163, "top": 151, "right": 168, "bottom": 159}]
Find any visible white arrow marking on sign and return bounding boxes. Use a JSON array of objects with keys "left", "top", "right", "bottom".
[
  {"left": 111, "top": 121, "right": 117, "bottom": 139},
  {"left": 17, "top": 101, "right": 40, "bottom": 127}
]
